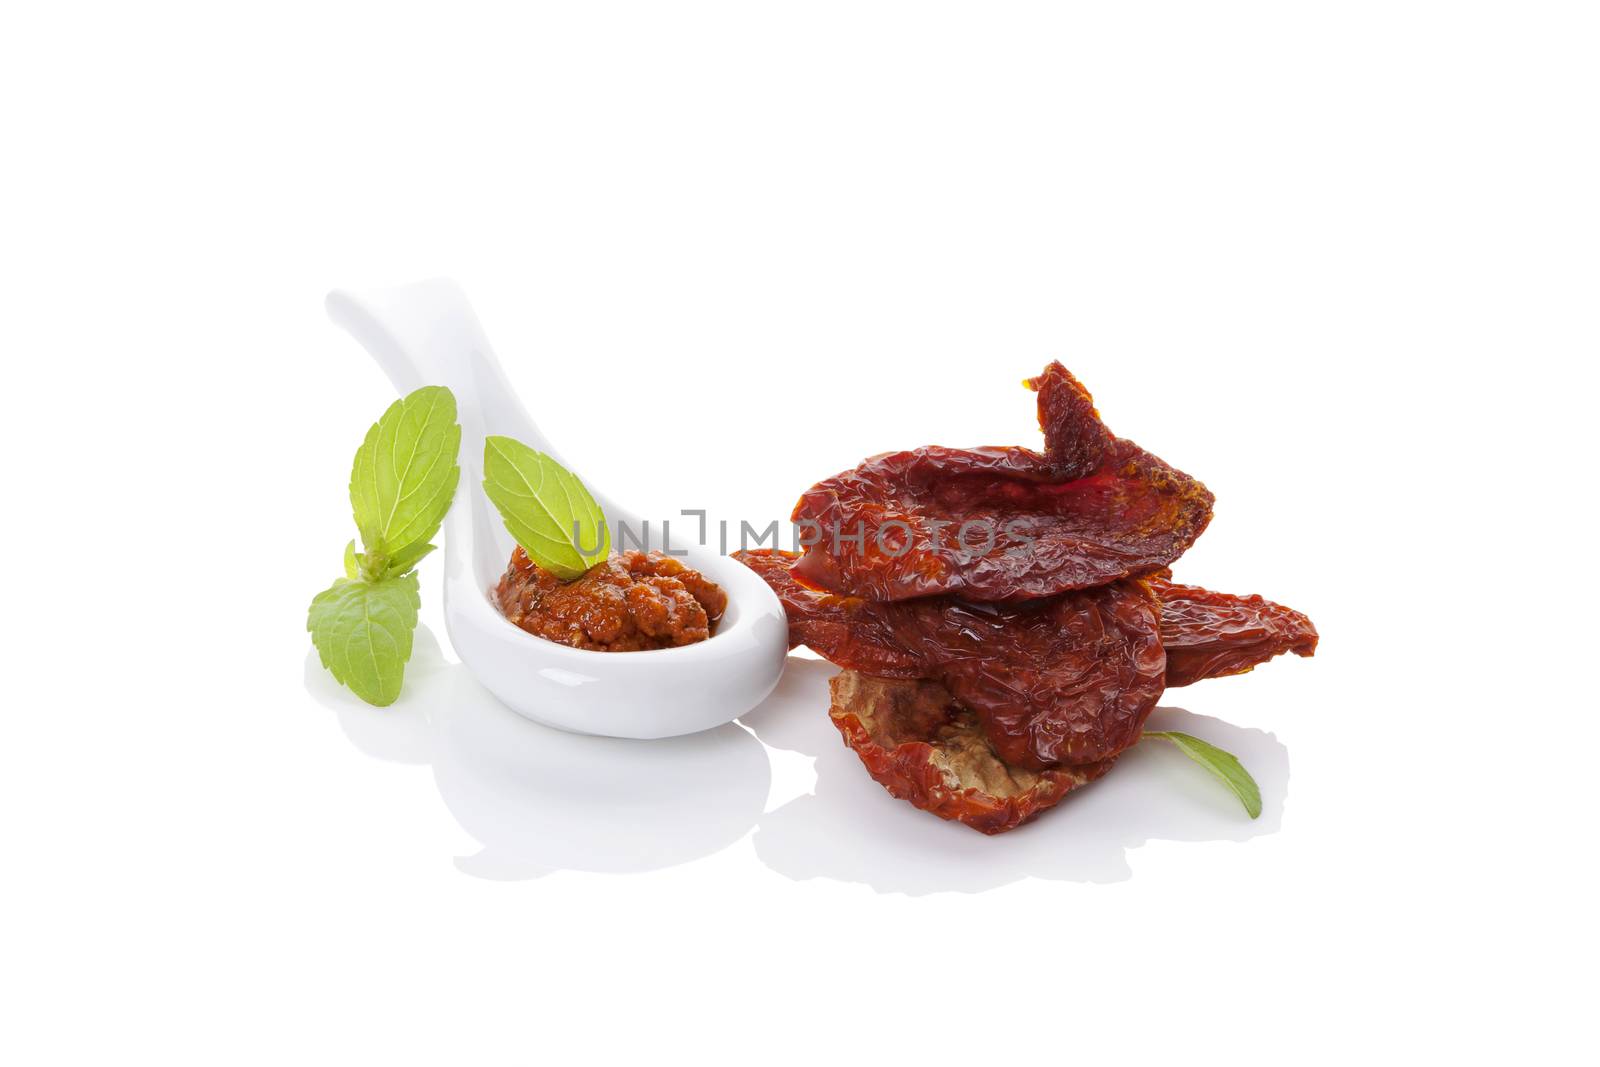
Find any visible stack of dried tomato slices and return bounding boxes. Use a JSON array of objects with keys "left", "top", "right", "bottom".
[{"left": 736, "top": 362, "right": 1316, "bottom": 834}]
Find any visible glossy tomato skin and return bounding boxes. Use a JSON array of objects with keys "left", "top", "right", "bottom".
[
  {"left": 737, "top": 549, "right": 1167, "bottom": 769},
  {"left": 789, "top": 362, "right": 1213, "bottom": 602},
  {"left": 1152, "top": 577, "right": 1319, "bottom": 687}
]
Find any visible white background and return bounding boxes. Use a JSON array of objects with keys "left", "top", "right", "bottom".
[{"left": 3, "top": 2, "right": 1596, "bottom": 1063}]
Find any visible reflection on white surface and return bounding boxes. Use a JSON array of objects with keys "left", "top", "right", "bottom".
[
  {"left": 740, "top": 657, "right": 1289, "bottom": 893},
  {"left": 307, "top": 630, "right": 1287, "bottom": 891},
  {"left": 306, "top": 627, "right": 771, "bottom": 881}
]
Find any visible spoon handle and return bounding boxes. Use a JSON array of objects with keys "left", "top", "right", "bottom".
[{"left": 325, "top": 279, "right": 637, "bottom": 527}]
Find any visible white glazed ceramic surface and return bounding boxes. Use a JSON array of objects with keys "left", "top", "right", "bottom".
[{"left": 325, "top": 279, "right": 789, "bottom": 739}]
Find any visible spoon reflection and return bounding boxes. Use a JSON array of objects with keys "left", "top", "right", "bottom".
[
  {"left": 306, "top": 627, "right": 772, "bottom": 881},
  {"left": 309, "top": 632, "right": 1287, "bottom": 889}
]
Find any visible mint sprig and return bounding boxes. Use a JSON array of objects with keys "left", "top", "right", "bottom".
[
  {"left": 349, "top": 385, "right": 461, "bottom": 580},
  {"left": 1142, "top": 730, "right": 1263, "bottom": 818},
  {"left": 482, "top": 435, "right": 609, "bottom": 580},
  {"left": 308, "top": 386, "right": 460, "bottom": 706}
]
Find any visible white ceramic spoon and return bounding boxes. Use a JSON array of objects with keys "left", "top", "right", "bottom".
[{"left": 326, "top": 278, "right": 788, "bottom": 739}]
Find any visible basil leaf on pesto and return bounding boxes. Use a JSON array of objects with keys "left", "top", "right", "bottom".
[
  {"left": 1142, "top": 730, "right": 1263, "bottom": 819},
  {"left": 482, "top": 435, "right": 609, "bottom": 581}
]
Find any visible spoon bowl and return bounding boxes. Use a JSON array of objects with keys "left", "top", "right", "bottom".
[{"left": 326, "top": 279, "right": 788, "bottom": 738}]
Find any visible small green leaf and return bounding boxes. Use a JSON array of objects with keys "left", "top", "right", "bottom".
[
  {"left": 1143, "top": 730, "right": 1262, "bottom": 818},
  {"left": 382, "top": 540, "right": 436, "bottom": 578},
  {"left": 343, "top": 539, "right": 360, "bottom": 580},
  {"left": 306, "top": 573, "right": 421, "bottom": 707},
  {"left": 349, "top": 385, "right": 462, "bottom": 561},
  {"left": 482, "top": 435, "right": 609, "bottom": 580}
]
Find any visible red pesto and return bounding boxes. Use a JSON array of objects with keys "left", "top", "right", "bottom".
[{"left": 495, "top": 546, "right": 727, "bottom": 652}]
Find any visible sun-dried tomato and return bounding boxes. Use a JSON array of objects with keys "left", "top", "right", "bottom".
[
  {"left": 886, "top": 581, "right": 1166, "bottom": 770},
  {"left": 731, "top": 548, "right": 923, "bottom": 676},
  {"left": 827, "top": 671, "right": 1116, "bottom": 834},
  {"left": 788, "top": 362, "right": 1214, "bottom": 602},
  {"left": 735, "top": 549, "right": 1167, "bottom": 769},
  {"left": 1031, "top": 361, "right": 1115, "bottom": 478},
  {"left": 1153, "top": 577, "right": 1319, "bottom": 687}
]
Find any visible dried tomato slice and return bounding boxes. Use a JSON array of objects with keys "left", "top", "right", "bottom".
[
  {"left": 735, "top": 549, "right": 1167, "bottom": 770},
  {"left": 788, "top": 362, "right": 1214, "bottom": 602},
  {"left": 1031, "top": 361, "right": 1115, "bottom": 478},
  {"left": 884, "top": 581, "right": 1166, "bottom": 770},
  {"left": 827, "top": 671, "right": 1116, "bottom": 835},
  {"left": 1153, "top": 577, "right": 1319, "bottom": 687},
  {"left": 733, "top": 548, "right": 924, "bottom": 677}
]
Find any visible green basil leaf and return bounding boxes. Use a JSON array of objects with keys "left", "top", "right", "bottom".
[
  {"left": 1142, "top": 730, "right": 1262, "bottom": 819},
  {"left": 482, "top": 435, "right": 609, "bottom": 580},
  {"left": 307, "top": 572, "right": 421, "bottom": 707},
  {"left": 349, "top": 385, "right": 462, "bottom": 561},
  {"left": 343, "top": 539, "right": 361, "bottom": 580}
]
